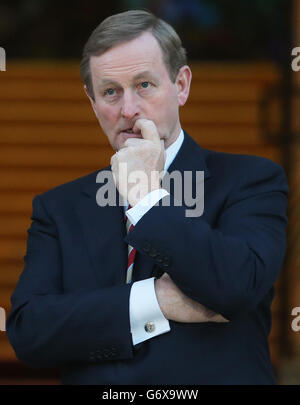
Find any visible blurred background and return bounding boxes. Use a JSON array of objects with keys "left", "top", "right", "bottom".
[{"left": 0, "top": 0, "right": 299, "bottom": 384}]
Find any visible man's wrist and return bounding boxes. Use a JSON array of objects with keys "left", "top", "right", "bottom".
[
  {"left": 126, "top": 188, "right": 170, "bottom": 225},
  {"left": 129, "top": 278, "right": 170, "bottom": 345},
  {"left": 129, "top": 184, "right": 161, "bottom": 207}
]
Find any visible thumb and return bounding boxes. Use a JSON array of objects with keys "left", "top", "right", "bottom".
[{"left": 133, "top": 119, "right": 161, "bottom": 145}]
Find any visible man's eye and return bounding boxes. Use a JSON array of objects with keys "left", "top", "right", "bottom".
[
  {"left": 104, "top": 88, "right": 115, "bottom": 96},
  {"left": 140, "top": 82, "right": 151, "bottom": 89}
]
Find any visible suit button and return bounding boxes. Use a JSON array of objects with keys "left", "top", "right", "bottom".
[
  {"left": 149, "top": 248, "right": 158, "bottom": 258},
  {"left": 152, "top": 266, "right": 163, "bottom": 278},
  {"left": 95, "top": 350, "right": 103, "bottom": 360},
  {"left": 156, "top": 255, "right": 163, "bottom": 263},
  {"left": 142, "top": 242, "right": 151, "bottom": 252},
  {"left": 163, "top": 256, "right": 170, "bottom": 267},
  {"left": 144, "top": 322, "right": 155, "bottom": 333},
  {"left": 110, "top": 346, "right": 117, "bottom": 356}
]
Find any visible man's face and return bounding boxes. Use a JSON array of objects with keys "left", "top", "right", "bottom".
[{"left": 86, "top": 31, "right": 190, "bottom": 151}]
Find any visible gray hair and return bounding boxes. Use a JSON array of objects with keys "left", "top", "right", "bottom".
[{"left": 80, "top": 9, "right": 187, "bottom": 100}]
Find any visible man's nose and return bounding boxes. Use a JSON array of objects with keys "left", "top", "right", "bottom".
[{"left": 120, "top": 90, "right": 140, "bottom": 119}]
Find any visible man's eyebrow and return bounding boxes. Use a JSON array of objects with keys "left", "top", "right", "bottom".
[{"left": 97, "top": 78, "right": 119, "bottom": 91}]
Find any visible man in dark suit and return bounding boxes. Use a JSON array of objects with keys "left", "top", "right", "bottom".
[{"left": 6, "top": 10, "right": 288, "bottom": 384}]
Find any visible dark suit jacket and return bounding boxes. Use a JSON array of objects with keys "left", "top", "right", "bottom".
[{"left": 6, "top": 131, "right": 289, "bottom": 384}]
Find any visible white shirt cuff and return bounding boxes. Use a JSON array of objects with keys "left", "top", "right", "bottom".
[
  {"left": 129, "top": 277, "right": 170, "bottom": 345},
  {"left": 126, "top": 189, "right": 169, "bottom": 226}
]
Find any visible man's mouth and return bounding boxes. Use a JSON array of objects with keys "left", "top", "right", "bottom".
[
  {"left": 123, "top": 128, "right": 134, "bottom": 134},
  {"left": 120, "top": 127, "right": 141, "bottom": 135}
]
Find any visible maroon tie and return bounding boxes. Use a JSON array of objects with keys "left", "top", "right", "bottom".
[{"left": 125, "top": 204, "right": 136, "bottom": 283}]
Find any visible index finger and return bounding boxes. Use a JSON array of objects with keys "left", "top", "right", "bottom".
[{"left": 133, "top": 119, "right": 161, "bottom": 146}]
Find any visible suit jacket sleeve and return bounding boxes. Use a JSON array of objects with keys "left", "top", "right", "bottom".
[
  {"left": 125, "top": 157, "right": 289, "bottom": 321},
  {"left": 6, "top": 195, "right": 134, "bottom": 368}
]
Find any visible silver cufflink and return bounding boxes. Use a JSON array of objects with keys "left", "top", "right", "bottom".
[{"left": 144, "top": 322, "right": 155, "bottom": 333}]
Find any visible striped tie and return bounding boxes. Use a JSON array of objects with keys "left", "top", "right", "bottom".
[{"left": 125, "top": 204, "right": 136, "bottom": 283}]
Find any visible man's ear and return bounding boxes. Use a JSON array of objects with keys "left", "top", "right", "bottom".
[
  {"left": 83, "top": 85, "right": 98, "bottom": 119},
  {"left": 175, "top": 65, "right": 192, "bottom": 107}
]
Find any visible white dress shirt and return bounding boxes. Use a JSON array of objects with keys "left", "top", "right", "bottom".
[{"left": 124, "top": 129, "right": 184, "bottom": 345}]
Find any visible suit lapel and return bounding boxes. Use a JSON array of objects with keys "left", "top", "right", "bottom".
[
  {"left": 75, "top": 170, "right": 128, "bottom": 287},
  {"left": 163, "top": 130, "right": 211, "bottom": 214},
  {"left": 168, "top": 130, "right": 211, "bottom": 179}
]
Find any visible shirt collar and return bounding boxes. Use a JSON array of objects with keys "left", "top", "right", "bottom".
[{"left": 164, "top": 129, "right": 184, "bottom": 172}]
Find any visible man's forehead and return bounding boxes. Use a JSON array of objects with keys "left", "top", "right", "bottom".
[{"left": 97, "top": 70, "right": 159, "bottom": 86}]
